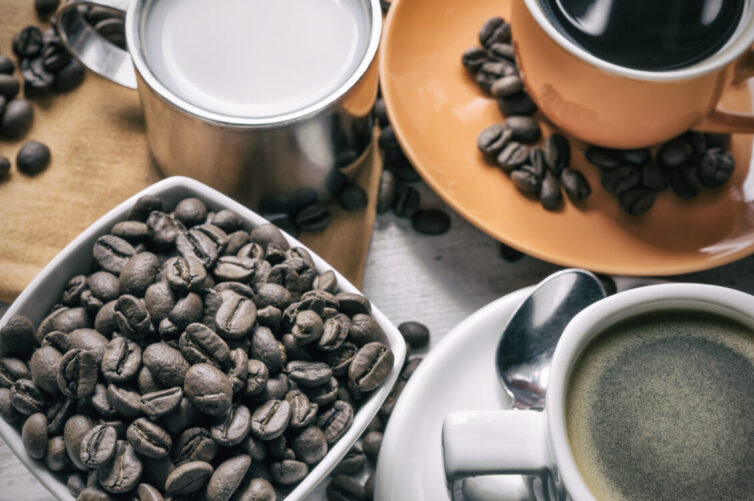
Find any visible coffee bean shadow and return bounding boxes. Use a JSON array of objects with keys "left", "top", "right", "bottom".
[{"left": 114, "top": 104, "right": 146, "bottom": 134}]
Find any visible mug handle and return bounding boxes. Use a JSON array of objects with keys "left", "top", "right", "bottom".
[
  {"left": 693, "top": 46, "right": 754, "bottom": 134},
  {"left": 443, "top": 410, "right": 558, "bottom": 500},
  {"left": 55, "top": 0, "right": 137, "bottom": 89}
]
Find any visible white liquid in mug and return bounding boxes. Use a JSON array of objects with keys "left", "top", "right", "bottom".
[{"left": 142, "top": 0, "right": 369, "bottom": 117}]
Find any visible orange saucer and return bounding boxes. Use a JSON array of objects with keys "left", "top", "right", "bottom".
[{"left": 380, "top": 0, "right": 754, "bottom": 276}]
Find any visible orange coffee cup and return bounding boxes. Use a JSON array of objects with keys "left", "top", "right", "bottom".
[{"left": 511, "top": 0, "right": 754, "bottom": 149}]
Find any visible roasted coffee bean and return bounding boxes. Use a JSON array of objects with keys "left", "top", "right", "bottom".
[
  {"left": 477, "top": 124, "right": 511, "bottom": 161},
  {"left": 36, "top": 307, "right": 90, "bottom": 344},
  {"left": 398, "top": 321, "right": 429, "bottom": 349},
  {"left": 251, "top": 399, "right": 290, "bottom": 440},
  {"left": 214, "top": 255, "right": 256, "bottom": 282},
  {"left": 167, "top": 292, "right": 203, "bottom": 331},
  {"left": 287, "top": 361, "right": 332, "bottom": 388},
  {"left": 215, "top": 294, "right": 257, "bottom": 340},
  {"left": 327, "top": 474, "right": 365, "bottom": 501},
  {"left": 22, "top": 412, "right": 48, "bottom": 459},
  {"left": 1, "top": 316, "right": 35, "bottom": 359},
  {"left": 46, "top": 435, "right": 68, "bottom": 471},
  {"left": 41, "top": 37, "right": 70, "bottom": 72},
  {"left": 93, "top": 235, "right": 136, "bottom": 275},
  {"left": 136, "top": 367, "right": 160, "bottom": 396},
  {"left": 601, "top": 165, "right": 641, "bottom": 195},
  {"left": 312, "top": 271, "right": 337, "bottom": 295},
  {"left": 461, "top": 46, "right": 488, "bottom": 72},
  {"left": 497, "top": 92, "right": 537, "bottom": 116},
  {"left": 245, "top": 359, "right": 269, "bottom": 397},
  {"left": 144, "top": 282, "right": 176, "bottom": 327},
  {"left": 391, "top": 184, "right": 419, "bottom": 219},
  {"left": 698, "top": 149, "right": 734, "bottom": 187},
  {"left": 174, "top": 198, "right": 208, "bottom": 227},
  {"left": 312, "top": 314, "right": 348, "bottom": 353},
  {"left": 504, "top": 116, "right": 540, "bottom": 143},
  {"left": 250, "top": 326, "right": 286, "bottom": 371},
  {"left": 491, "top": 75, "right": 523, "bottom": 99},
  {"left": 127, "top": 418, "right": 172, "bottom": 458},
  {"left": 339, "top": 185, "right": 369, "bottom": 212},
  {"left": 41, "top": 331, "right": 69, "bottom": 353},
  {"left": 111, "top": 221, "right": 150, "bottom": 243},
  {"left": 16, "top": 140, "right": 51, "bottom": 176},
  {"left": 318, "top": 400, "right": 353, "bottom": 444},
  {"left": 376, "top": 169, "right": 398, "bottom": 215},
  {"left": 349, "top": 343, "right": 394, "bottom": 392},
  {"left": 21, "top": 56, "right": 55, "bottom": 94},
  {"left": 11, "top": 379, "right": 47, "bottom": 414},
  {"left": 249, "top": 223, "right": 289, "bottom": 251},
  {"left": 174, "top": 427, "right": 217, "bottom": 465},
  {"left": 618, "top": 188, "right": 655, "bottom": 215},
  {"left": 224, "top": 230, "right": 250, "bottom": 255},
  {"left": 106, "top": 384, "right": 142, "bottom": 418},
  {"left": 79, "top": 424, "right": 117, "bottom": 467},
  {"left": 147, "top": 211, "right": 186, "bottom": 249},
  {"left": 349, "top": 314, "right": 388, "bottom": 346},
  {"left": 289, "top": 425, "right": 327, "bottom": 465},
  {"left": 385, "top": 148, "right": 421, "bottom": 182},
  {"left": 90, "top": 383, "right": 117, "bottom": 418},
  {"left": 184, "top": 363, "right": 233, "bottom": 416},
  {"left": 325, "top": 343, "right": 358, "bottom": 376},
  {"left": 164, "top": 255, "right": 207, "bottom": 294},
  {"left": 176, "top": 228, "right": 219, "bottom": 269},
  {"left": 142, "top": 343, "right": 190, "bottom": 388},
  {"left": 180, "top": 323, "right": 230, "bottom": 369},
  {"left": 98, "top": 440, "right": 142, "bottom": 493},
  {"left": 288, "top": 310, "right": 322, "bottom": 345},
  {"left": 64, "top": 414, "right": 93, "bottom": 470},
  {"left": 496, "top": 141, "right": 529, "bottom": 172},
  {"left": 235, "top": 478, "right": 276, "bottom": 501},
  {"left": 1, "top": 98, "right": 33, "bottom": 138},
  {"left": 165, "top": 460, "right": 214, "bottom": 495},
  {"left": 35, "top": 0, "right": 60, "bottom": 16},
  {"left": 66, "top": 472, "right": 84, "bottom": 497},
  {"left": 658, "top": 137, "right": 693, "bottom": 169},
  {"left": 286, "top": 389, "right": 318, "bottom": 429},
  {"left": 0, "top": 56, "right": 14, "bottom": 75},
  {"left": 544, "top": 134, "right": 570, "bottom": 175},
  {"left": 560, "top": 168, "right": 591, "bottom": 201},
  {"left": 57, "top": 349, "right": 97, "bottom": 399},
  {"left": 102, "top": 337, "right": 142, "bottom": 383},
  {"left": 487, "top": 42, "right": 515, "bottom": 62},
  {"left": 0, "top": 74, "right": 20, "bottom": 100},
  {"left": 118, "top": 252, "right": 160, "bottom": 296},
  {"left": 306, "top": 376, "right": 339, "bottom": 406},
  {"left": 378, "top": 125, "right": 399, "bottom": 150},
  {"left": 1, "top": 357, "right": 32, "bottom": 390},
  {"left": 479, "top": 16, "right": 511, "bottom": 48},
  {"left": 289, "top": 187, "right": 319, "bottom": 214},
  {"left": 510, "top": 166, "right": 541, "bottom": 195},
  {"left": 114, "top": 294, "right": 153, "bottom": 340},
  {"left": 475, "top": 61, "right": 516, "bottom": 93},
  {"left": 210, "top": 404, "right": 251, "bottom": 446},
  {"left": 271, "top": 459, "right": 308, "bottom": 485},
  {"left": 62, "top": 275, "right": 87, "bottom": 305},
  {"left": 128, "top": 195, "right": 162, "bottom": 222},
  {"left": 206, "top": 455, "right": 251, "bottom": 501},
  {"left": 295, "top": 203, "right": 332, "bottom": 232},
  {"left": 77, "top": 487, "right": 110, "bottom": 501},
  {"left": 670, "top": 163, "right": 702, "bottom": 198},
  {"left": 54, "top": 57, "right": 84, "bottom": 93},
  {"left": 621, "top": 147, "right": 651, "bottom": 167},
  {"left": 140, "top": 387, "right": 183, "bottom": 417},
  {"left": 641, "top": 162, "right": 669, "bottom": 191},
  {"left": 87, "top": 271, "right": 120, "bottom": 302},
  {"left": 411, "top": 209, "right": 451, "bottom": 235},
  {"left": 46, "top": 397, "right": 75, "bottom": 434},
  {"left": 334, "top": 443, "right": 366, "bottom": 475},
  {"left": 585, "top": 146, "right": 622, "bottom": 170},
  {"left": 0, "top": 387, "right": 22, "bottom": 424},
  {"left": 362, "top": 431, "right": 383, "bottom": 461},
  {"left": 237, "top": 242, "right": 265, "bottom": 261},
  {"left": 135, "top": 483, "right": 163, "bottom": 501},
  {"left": 326, "top": 169, "right": 348, "bottom": 195},
  {"left": 540, "top": 171, "right": 563, "bottom": 211},
  {"left": 13, "top": 26, "right": 44, "bottom": 58},
  {"left": 704, "top": 133, "right": 730, "bottom": 149},
  {"left": 264, "top": 213, "right": 299, "bottom": 237}
]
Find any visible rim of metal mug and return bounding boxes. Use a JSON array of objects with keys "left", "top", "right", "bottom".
[
  {"left": 522, "top": 0, "right": 754, "bottom": 83},
  {"left": 124, "top": 0, "right": 382, "bottom": 127}
]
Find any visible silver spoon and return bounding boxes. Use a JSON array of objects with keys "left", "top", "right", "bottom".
[{"left": 495, "top": 269, "right": 607, "bottom": 410}]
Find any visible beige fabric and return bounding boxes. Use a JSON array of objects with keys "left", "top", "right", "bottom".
[{"left": 0, "top": 0, "right": 379, "bottom": 302}]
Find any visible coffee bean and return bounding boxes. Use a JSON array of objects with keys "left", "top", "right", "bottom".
[
  {"left": 698, "top": 149, "right": 734, "bottom": 188},
  {"left": 601, "top": 165, "right": 640, "bottom": 195},
  {"left": 388, "top": 185, "right": 418, "bottom": 220},
  {"left": 106, "top": 384, "right": 142, "bottom": 418},
  {"left": 167, "top": 292, "right": 203, "bottom": 331},
  {"left": 57, "top": 349, "right": 97, "bottom": 399},
  {"left": 461, "top": 46, "right": 488, "bottom": 72},
  {"left": 0, "top": 387, "right": 22, "bottom": 424},
  {"left": 251, "top": 399, "right": 290, "bottom": 440},
  {"left": 336, "top": 293, "right": 371, "bottom": 316},
  {"left": 621, "top": 147, "right": 651, "bottom": 167},
  {"left": 79, "top": 424, "right": 117, "bottom": 467},
  {"left": 210, "top": 404, "right": 251, "bottom": 446},
  {"left": 285, "top": 389, "right": 317, "bottom": 429},
  {"left": 0, "top": 74, "right": 20, "bottom": 100},
  {"left": 295, "top": 203, "right": 332, "bottom": 232},
  {"left": 46, "top": 435, "right": 67, "bottom": 471},
  {"left": 376, "top": 169, "right": 397, "bottom": 215},
  {"left": 176, "top": 228, "right": 219, "bottom": 268},
  {"left": 136, "top": 387, "right": 180, "bottom": 419},
  {"left": 1, "top": 357, "right": 32, "bottom": 389},
  {"left": 490, "top": 74, "right": 523, "bottom": 98},
  {"left": 164, "top": 255, "right": 207, "bottom": 293},
  {"left": 618, "top": 188, "right": 655, "bottom": 215},
  {"left": 339, "top": 185, "right": 369, "bottom": 212},
  {"left": 362, "top": 431, "right": 383, "bottom": 462},
  {"left": 287, "top": 361, "right": 332, "bottom": 388},
  {"left": 290, "top": 425, "right": 328, "bottom": 465},
  {"left": 348, "top": 343, "right": 394, "bottom": 392},
  {"left": 53, "top": 58, "right": 86, "bottom": 92},
  {"left": 21, "top": 57, "right": 55, "bottom": 94},
  {"left": 365, "top": 472, "right": 375, "bottom": 499},
  {"left": 235, "top": 478, "right": 276, "bottom": 501},
  {"left": 0, "top": 56, "right": 14, "bottom": 75},
  {"left": 497, "top": 141, "right": 529, "bottom": 172},
  {"left": 87, "top": 271, "right": 120, "bottom": 302},
  {"left": 214, "top": 294, "right": 256, "bottom": 340},
  {"left": 479, "top": 17, "right": 511, "bottom": 48},
  {"left": 585, "top": 146, "right": 621, "bottom": 170},
  {"left": 245, "top": 359, "right": 269, "bottom": 397},
  {"left": 13, "top": 26, "right": 44, "bottom": 58},
  {"left": 539, "top": 171, "right": 563, "bottom": 211},
  {"left": 147, "top": 211, "right": 186, "bottom": 249},
  {"left": 658, "top": 137, "right": 693, "bottom": 169},
  {"left": 22, "top": 412, "right": 48, "bottom": 459},
  {"left": 334, "top": 443, "right": 366, "bottom": 475},
  {"left": 476, "top": 61, "right": 516, "bottom": 93},
  {"left": 477, "top": 124, "right": 510, "bottom": 161},
  {"left": 99, "top": 440, "right": 142, "bottom": 493},
  {"left": 398, "top": 321, "right": 429, "bottom": 349},
  {"left": 487, "top": 42, "right": 515, "bottom": 62},
  {"left": 318, "top": 400, "right": 353, "bottom": 444},
  {"left": 498, "top": 92, "right": 537, "bottom": 116},
  {"left": 68, "top": 473, "right": 86, "bottom": 497},
  {"left": 511, "top": 166, "right": 542, "bottom": 195},
  {"left": 46, "top": 397, "right": 75, "bottom": 435},
  {"left": 704, "top": 133, "right": 730, "bottom": 149},
  {"left": 178, "top": 322, "right": 230, "bottom": 369},
  {"left": 127, "top": 418, "right": 172, "bottom": 458},
  {"left": 1, "top": 99, "right": 33, "bottom": 138},
  {"left": 411, "top": 209, "right": 451, "bottom": 235},
  {"left": 641, "top": 162, "right": 669, "bottom": 191},
  {"left": 560, "top": 168, "right": 591, "bottom": 201},
  {"left": 114, "top": 294, "right": 153, "bottom": 340},
  {"left": 64, "top": 414, "right": 93, "bottom": 470},
  {"left": 118, "top": 252, "right": 160, "bottom": 296},
  {"left": 92, "top": 235, "right": 135, "bottom": 275},
  {"left": 327, "top": 474, "right": 365, "bottom": 501},
  {"left": 11, "top": 378, "right": 46, "bottom": 415},
  {"left": 101, "top": 337, "right": 141, "bottom": 383},
  {"left": 89, "top": 383, "right": 116, "bottom": 418},
  {"left": 173, "top": 197, "right": 207, "bottom": 227},
  {"left": 67, "top": 329, "right": 107, "bottom": 364},
  {"left": 544, "top": 134, "right": 570, "bottom": 175},
  {"left": 504, "top": 116, "right": 541, "bottom": 143},
  {"left": 135, "top": 483, "right": 163, "bottom": 501},
  {"left": 670, "top": 163, "right": 701, "bottom": 198},
  {"left": 16, "top": 140, "right": 51, "bottom": 176},
  {"left": 35, "top": 0, "right": 61, "bottom": 17},
  {"left": 206, "top": 455, "right": 251, "bottom": 501},
  {"left": 184, "top": 363, "right": 233, "bottom": 416}
]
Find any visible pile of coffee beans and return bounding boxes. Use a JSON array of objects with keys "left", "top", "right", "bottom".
[
  {"left": 80, "top": 6, "right": 127, "bottom": 50},
  {"left": 0, "top": 194, "right": 396, "bottom": 501},
  {"left": 585, "top": 132, "right": 734, "bottom": 214},
  {"left": 463, "top": 17, "right": 592, "bottom": 211}
]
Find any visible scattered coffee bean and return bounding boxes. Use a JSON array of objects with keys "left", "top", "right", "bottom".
[
  {"left": 540, "top": 171, "right": 563, "bottom": 211},
  {"left": 79, "top": 424, "right": 117, "bottom": 468},
  {"left": 601, "top": 165, "right": 640, "bottom": 195},
  {"left": 22, "top": 412, "right": 48, "bottom": 459},
  {"left": 476, "top": 61, "right": 516, "bottom": 93},
  {"left": 16, "top": 140, "right": 51, "bottom": 176},
  {"left": 657, "top": 137, "right": 693, "bottom": 169},
  {"left": 487, "top": 42, "right": 515, "bottom": 62},
  {"left": 497, "top": 92, "right": 537, "bottom": 116},
  {"left": 398, "top": 321, "right": 429, "bottom": 349},
  {"left": 641, "top": 162, "right": 669, "bottom": 191},
  {"left": 479, "top": 17, "right": 511, "bottom": 48},
  {"left": 491, "top": 74, "right": 523, "bottom": 98},
  {"left": 544, "top": 134, "right": 570, "bottom": 175},
  {"left": 53, "top": 58, "right": 86, "bottom": 92},
  {"left": 1, "top": 99, "right": 34, "bottom": 138},
  {"left": 618, "top": 188, "right": 655, "bottom": 215},
  {"left": 0, "top": 56, "right": 14, "bottom": 75},
  {"left": 560, "top": 168, "right": 591, "bottom": 201},
  {"left": 327, "top": 474, "right": 365, "bottom": 501},
  {"left": 411, "top": 209, "right": 451, "bottom": 235},
  {"left": 13, "top": 26, "right": 44, "bottom": 58},
  {"left": 393, "top": 185, "right": 420, "bottom": 218},
  {"left": 585, "top": 146, "right": 622, "bottom": 170},
  {"left": 621, "top": 148, "right": 651, "bottom": 167},
  {"left": 698, "top": 149, "right": 734, "bottom": 188},
  {"left": 511, "top": 167, "right": 541, "bottom": 195},
  {"left": 670, "top": 163, "right": 701, "bottom": 198},
  {"left": 295, "top": 203, "right": 332, "bottom": 232},
  {"left": 461, "top": 46, "right": 488, "bottom": 72},
  {"left": 477, "top": 123, "right": 511, "bottom": 161},
  {"left": 0, "top": 74, "right": 20, "bottom": 100},
  {"left": 504, "top": 116, "right": 541, "bottom": 143},
  {"left": 362, "top": 431, "right": 383, "bottom": 462},
  {"left": 339, "top": 185, "right": 368, "bottom": 212}
]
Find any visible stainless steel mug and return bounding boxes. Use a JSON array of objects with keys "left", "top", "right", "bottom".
[{"left": 56, "top": 0, "right": 381, "bottom": 209}]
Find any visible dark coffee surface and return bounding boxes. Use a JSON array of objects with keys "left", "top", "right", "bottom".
[
  {"left": 566, "top": 310, "right": 754, "bottom": 501},
  {"left": 539, "top": 0, "right": 746, "bottom": 71}
]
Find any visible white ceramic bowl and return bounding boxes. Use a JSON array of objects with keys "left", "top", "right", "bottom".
[{"left": 0, "top": 176, "right": 406, "bottom": 500}]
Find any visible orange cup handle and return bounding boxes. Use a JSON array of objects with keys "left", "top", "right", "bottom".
[{"left": 694, "top": 46, "right": 754, "bottom": 134}]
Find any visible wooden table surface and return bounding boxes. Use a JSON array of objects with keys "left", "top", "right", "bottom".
[{"left": 2, "top": 182, "right": 754, "bottom": 500}]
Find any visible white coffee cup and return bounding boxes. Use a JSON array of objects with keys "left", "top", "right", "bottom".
[{"left": 442, "top": 283, "right": 754, "bottom": 501}]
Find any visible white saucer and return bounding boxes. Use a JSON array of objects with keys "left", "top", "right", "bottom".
[{"left": 375, "top": 277, "right": 658, "bottom": 501}]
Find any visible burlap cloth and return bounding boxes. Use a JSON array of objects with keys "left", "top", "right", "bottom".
[{"left": 0, "top": 0, "right": 380, "bottom": 303}]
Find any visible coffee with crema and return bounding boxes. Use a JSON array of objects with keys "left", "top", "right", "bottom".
[{"left": 566, "top": 310, "right": 754, "bottom": 501}]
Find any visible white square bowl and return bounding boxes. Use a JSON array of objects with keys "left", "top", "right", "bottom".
[{"left": 0, "top": 176, "right": 406, "bottom": 500}]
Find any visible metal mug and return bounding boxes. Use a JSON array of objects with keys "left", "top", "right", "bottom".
[{"left": 56, "top": 0, "right": 381, "bottom": 209}]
